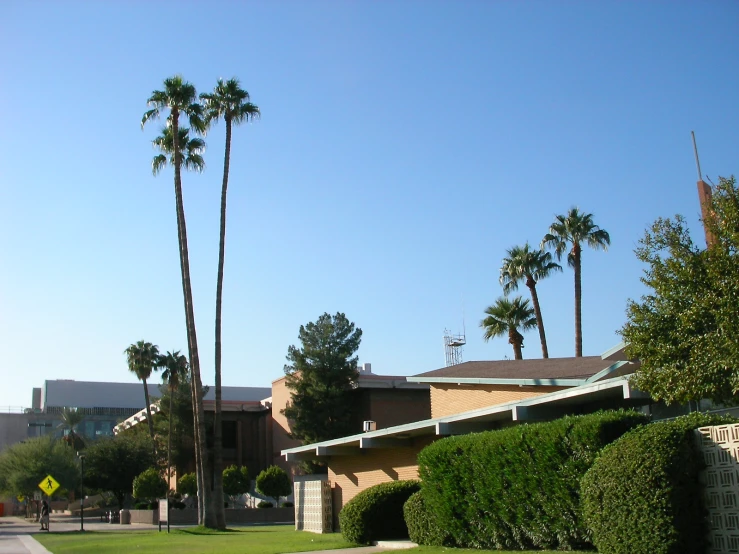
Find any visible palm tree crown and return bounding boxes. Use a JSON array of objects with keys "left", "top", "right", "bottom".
[
  {"left": 124, "top": 340, "right": 160, "bottom": 440},
  {"left": 541, "top": 207, "right": 610, "bottom": 357},
  {"left": 141, "top": 76, "right": 205, "bottom": 134},
  {"left": 58, "top": 407, "right": 85, "bottom": 449},
  {"left": 480, "top": 296, "right": 537, "bottom": 360},
  {"left": 500, "top": 243, "right": 561, "bottom": 358},
  {"left": 200, "top": 78, "right": 260, "bottom": 127},
  {"left": 159, "top": 350, "right": 189, "bottom": 391},
  {"left": 152, "top": 125, "right": 205, "bottom": 175}
]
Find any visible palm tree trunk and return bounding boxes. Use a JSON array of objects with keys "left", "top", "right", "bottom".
[
  {"left": 167, "top": 387, "right": 173, "bottom": 495},
  {"left": 171, "top": 110, "right": 216, "bottom": 528},
  {"left": 142, "top": 378, "right": 155, "bottom": 440},
  {"left": 526, "top": 276, "right": 548, "bottom": 358},
  {"left": 573, "top": 244, "right": 583, "bottom": 357},
  {"left": 212, "top": 118, "right": 232, "bottom": 530},
  {"left": 509, "top": 329, "right": 524, "bottom": 360}
]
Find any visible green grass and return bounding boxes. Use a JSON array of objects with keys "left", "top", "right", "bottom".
[{"left": 34, "top": 524, "right": 354, "bottom": 554}]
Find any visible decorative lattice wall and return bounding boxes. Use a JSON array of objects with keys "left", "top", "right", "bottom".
[
  {"left": 696, "top": 424, "right": 739, "bottom": 553},
  {"left": 294, "top": 479, "right": 332, "bottom": 533}
]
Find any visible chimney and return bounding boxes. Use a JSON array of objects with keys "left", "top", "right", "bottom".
[
  {"left": 358, "top": 363, "right": 372, "bottom": 375},
  {"left": 32, "top": 388, "right": 41, "bottom": 410}
]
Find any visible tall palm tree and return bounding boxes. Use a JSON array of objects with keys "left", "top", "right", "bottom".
[
  {"left": 159, "top": 351, "right": 189, "bottom": 496},
  {"left": 200, "top": 78, "right": 259, "bottom": 529},
  {"left": 541, "top": 208, "right": 611, "bottom": 357},
  {"left": 480, "top": 297, "right": 537, "bottom": 360},
  {"left": 141, "top": 75, "right": 215, "bottom": 528},
  {"left": 124, "top": 340, "right": 160, "bottom": 439},
  {"left": 500, "top": 244, "right": 562, "bottom": 358},
  {"left": 58, "top": 407, "right": 85, "bottom": 449}
]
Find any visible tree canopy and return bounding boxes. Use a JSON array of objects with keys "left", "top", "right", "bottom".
[
  {"left": 0, "top": 436, "right": 78, "bottom": 499},
  {"left": 256, "top": 465, "right": 291, "bottom": 504},
  {"left": 622, "top": 176, "right": 739, "bottom": 405},
  {"left": 222, "top": 465, "right": 250, "bottom": 499},
  {"left": 282, "top": 312, "right": 362, "bottom": 446}
]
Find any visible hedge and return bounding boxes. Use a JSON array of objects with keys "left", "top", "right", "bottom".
[
  {"left": 339, "top": 480, "right": 420, "bottom": 545},
  {"left": 581, "top": 412, "right": 738, "bottom": 554},
  {"left": 403, "top": 490, "right": 452, "bottom": 546},
  {"left": 417, "top": 409, "right": 648, "bottom": 550}
]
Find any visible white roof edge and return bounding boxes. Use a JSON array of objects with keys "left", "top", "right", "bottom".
[
  {"left": 601, "top": 341, "right": 628, "bottom": 360},
  {"left": 281, "top": 376, "right": 638, "bottom": 455}
]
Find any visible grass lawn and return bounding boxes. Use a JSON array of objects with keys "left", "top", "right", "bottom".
[{"left": 34, "top": 524, "right": 354, "bottom": 554}]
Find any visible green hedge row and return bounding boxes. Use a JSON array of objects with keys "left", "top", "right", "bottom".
[
  {"left": 417, "top": 410, "right": 648, "bottom": 550},
  {"left": 339, "top": 480, "right": 420, "bottom": 545},
  {"left": 403, "top": 490, "right": 452, "bottom": 546},
  {"left": 582, "top": 412, "right": 737, "bottom": 554}
]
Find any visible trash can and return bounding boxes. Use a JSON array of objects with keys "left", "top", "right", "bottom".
[{"left": 119, "top": 509, "right": 131, "bottom": 525}]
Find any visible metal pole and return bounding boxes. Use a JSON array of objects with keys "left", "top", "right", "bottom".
[
  {"left": 78, "top": 453, "right": 85, "bottom": 532},
  {"left": 691, "top": 131, "right": 703, "bottom": 181}
]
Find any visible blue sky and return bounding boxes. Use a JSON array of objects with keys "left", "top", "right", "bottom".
[{"left": 1, "top": 1, "right": 737, "bottom": 409}]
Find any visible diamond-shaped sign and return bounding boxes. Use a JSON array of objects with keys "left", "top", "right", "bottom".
[
  {"left": 38, "top": 475, "right": 60, "bottom": 496},
  {"left": 16, "top": 494, "right": 24, "bottom": 502}
]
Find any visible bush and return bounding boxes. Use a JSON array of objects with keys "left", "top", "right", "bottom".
[
  {"left": 133, "top": 501, "right": 157, "bottom": 510},
  {"left": 403, "top": 490, "right": 452, "bottom": 546},
  {"left": 581, "top": 412, "right": 737, "bottom": 554},
  {"left": 418, "top": 410, "right": 648, "bottom": 550},
  {"left": 177, "top": 472, "right": 197, "bottom": 496},
  {"left": 339, "top": 480, "right": 420, "bottom": 545},
  {"left": 256, "top": 465, "right": 291, "bottom": 502},
  {"left": 223, "top": 465, "right": 249, "bottom": 498},
  {"left": 132, "top": 468, "right": 168, "bottom": 501},
  {"left": 281, "top": 501, "right": 294, "bottom": 508},
  {"left": 257, "top": 501, "right": 273, "bottom": 508}
]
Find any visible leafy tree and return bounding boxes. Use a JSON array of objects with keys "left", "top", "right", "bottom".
[
  {"left": 222, "top": 465, "right": 250, "bottom": 505},
  {"left": 256, "top": 466, "right": 291, "bottom": 506},
  {"left": 201, "top": 77, "right": 260, "bottom": 529},
  {"left": 124, "top": 340, "right": 160, "bottom": 440},
  {"left": 84, "top": 433, "right": 157, "bottom": 508},
  {"left": 542, "top": 208, "right": 610, "bottom": 357},
  {"left": 178, "top": 472, "right": 198, "bottom": 497},
  {"left": 0, "top": 436, "right": 78, "bottom": 500},
  {"left": 58, "top": 407, "right": 85, "bottom": 450},
  {"left": 142, "top": 75, "right": 213, "bottom": 528},
  {"left": 133, "top": 468, "right": 168, "bottom": 501},
  {"left": 158, "top": 350, "right": 189, "bottom": 493},
  {"left": 621, "top": 177, "right": 739, "bottom": 405},
  {"left": 480, "top": 296, "right": 537, "bottom": 360},
  {"left": 500, "top": 243, "right": 561, "bottom": 358},
  {"left": 282, "top": 313, "right": 362, "bottom": 446}
]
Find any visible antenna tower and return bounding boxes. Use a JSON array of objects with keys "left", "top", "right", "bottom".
[{"left": 443, "top": 328, "right": 466, "bottom": 367}]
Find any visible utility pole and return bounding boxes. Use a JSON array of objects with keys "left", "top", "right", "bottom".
[{"left": 692, "top": 131, "right": 715, "bottom": 248}]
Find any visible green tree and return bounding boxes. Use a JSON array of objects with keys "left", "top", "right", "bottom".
[
  {"left": 124, "top": 340, "right": 160, "bottom": 440},
  {"left": 200, "top": 78, "right": 260, "bottom": 528},
  {"left": 151, "top": 125, "right": 205, "bottom": 176},
  {"left": 58, "top": 407, "right": 85, "bottom": 450},
  {"left": 0, "top": 436, "right": 78, "bottom": 501},
  {"left": 158, "top": 350, "right": 189, "bottom": 494},
  {"left": 84, "top": 433, "right": 157, "bottom": 508},
  {"left": 282, "top": 313, "right": 362, "bottom": 446},
  {"left": 256, "top": 466, "right": 291, "bottom": 506},
  {"left": 178, "top": 472, "right": 198, "bottom": 497},
  {"left": 542, "top": 208, "right": 610, "bottom": 357},
  {"left": 222, "top": 465, "right": 250, "bottom": 506},
  {"left": 500, "top": 243, "right": 561, "bottom": 358},
  {"left": 133, "top": 468, "right": 168, "bottom": 501},
  {"left": 142, "top": 75, "right": 214, "bottom": 528},
  {"left": 480, "top": 296, "right": 537, "bottom": 360},
  {"left": 621, "top": 177, "right": 739, "bottom": 405}
]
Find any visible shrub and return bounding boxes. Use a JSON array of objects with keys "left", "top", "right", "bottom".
[
  {"left": 257, "top": 501, "right": 273, "bottom": 508},
  {"left": 418, "top": 410, "right": 648, "bottom": 551},
  {"left": 256, "top": 465, "right": 291, "bottom": 502},
  {"left": 133, "top": 501, "right": 157, "bottom": 510},
  {"left": 223, "top": 465, "right": 249, "bottom": 498},
  {"left": 581, "top": 412, "right": 737, "bottom": 554},
  {"left": 403, "top": 490, "right": 452, "bottom": 546},
  {"left": 177, "top": 472, "right": 197, "bottom": 497},
  {"left": 281, "top": 501, "right": 294, "bottom": 508},
  {"left": 339, "top": 480, "right": 420, "bottom": 545},
  {"left": 132, "top": 468, "right": 168, "bottom": 501}
]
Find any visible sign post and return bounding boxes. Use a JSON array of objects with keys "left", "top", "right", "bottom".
[{"left": 158, "top": 498, "right": 169, "bottom": 533}]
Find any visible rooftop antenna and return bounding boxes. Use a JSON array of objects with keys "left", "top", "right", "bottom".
[
  {"left": 443, "top": 298, "right": 466, "bottom": 367},
  {"left": 692, "top": 131, "right": 715, "bottom": 247}
]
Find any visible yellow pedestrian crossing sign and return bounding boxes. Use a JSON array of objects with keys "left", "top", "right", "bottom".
[
  {"left": 16, "top": 495, "right": 24, "bottom": 502},
  {"left": 38, "top": 475, "right": 60, "bottom": 496}
]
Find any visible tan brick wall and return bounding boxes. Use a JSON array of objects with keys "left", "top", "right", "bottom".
[
  {"left": 430, "top": 384, "right": 566, "bottom": 418},
  {"left": 271, "top": 377, "right": 302, "bottom": 473},
  {"left": 327, "top": 435, "right": 438, "bottom": 520}
]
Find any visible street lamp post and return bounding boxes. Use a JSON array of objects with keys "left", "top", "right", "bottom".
[{"left": 77, "top": 452, "right": 85, "bottom": 532}]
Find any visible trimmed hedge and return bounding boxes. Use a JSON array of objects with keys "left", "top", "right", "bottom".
[
  {"left": 418, "top": 410, "right": 648, "bottom": 550},
  {"left": 403, "top": 490, "right": 452, "bottom": 546},
  {"left": 581, "top": 412, "right": 738, "bottom": 554},
  {"left": 339, "top": 480, "right": 420, "bottom": 545}
]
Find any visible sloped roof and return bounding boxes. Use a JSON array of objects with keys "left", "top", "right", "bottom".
[{"left": 413, "top": 356, "right": 609, "bottom": 381}]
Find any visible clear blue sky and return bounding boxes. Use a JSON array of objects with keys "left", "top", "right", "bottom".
[{"left": 1, "top": 1, "right": 737, "bottom": 408}]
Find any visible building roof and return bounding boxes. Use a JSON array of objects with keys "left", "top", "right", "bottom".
[
  {"left": 281, "top": 376, "right": 651, "bottom": 462},
  {"left": 43, "top": 380, "right": 270, "bottom": 410}
]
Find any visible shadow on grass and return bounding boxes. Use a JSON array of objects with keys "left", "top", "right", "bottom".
[{"left": 177, "top": 526, "right": 247, "bottom": 535}]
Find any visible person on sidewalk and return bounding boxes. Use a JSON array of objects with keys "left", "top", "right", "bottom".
[{"left": 40, "top": 500, "right": 50, "bottom": 531}]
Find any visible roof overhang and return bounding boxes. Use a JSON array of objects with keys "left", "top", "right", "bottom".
[{"left": 281, "top": 376, "right": 651, "bottom": 461}]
